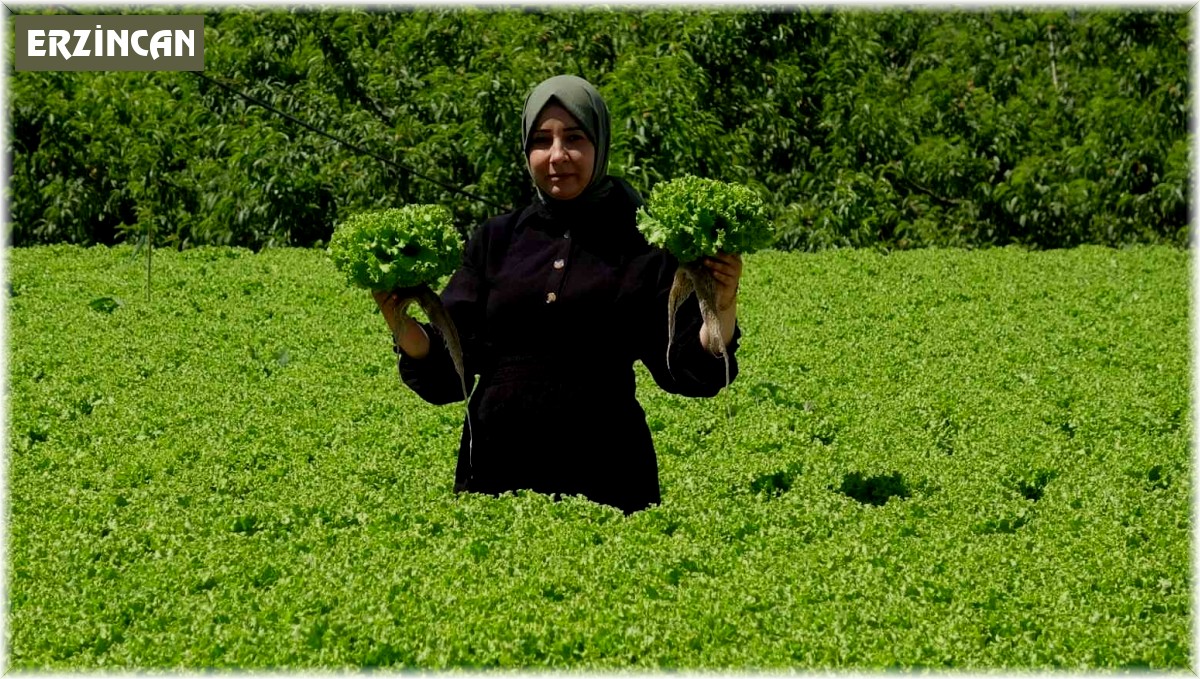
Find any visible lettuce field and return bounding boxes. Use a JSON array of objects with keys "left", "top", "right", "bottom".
[{"left": 6, "top": 244, "right": 1190, "bottom": 669}]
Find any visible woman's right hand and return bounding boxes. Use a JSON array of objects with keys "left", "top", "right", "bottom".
[
  {"left": 372, "top": 290, "right": 431, "bottom": 359},
  {"left": 372, "top": 288, "right": 413, "bottom": 331}
]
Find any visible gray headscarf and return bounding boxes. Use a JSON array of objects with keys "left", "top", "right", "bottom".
[{"left": 521, "top": 75, "right": 612, "bottom": 208}]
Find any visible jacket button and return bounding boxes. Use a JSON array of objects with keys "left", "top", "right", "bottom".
[
  {"left": 546, "top": 292, "right": 557, "bottom": 303},
  {"left": 553, "top": 259, "right": 565, "bottom": 270}
]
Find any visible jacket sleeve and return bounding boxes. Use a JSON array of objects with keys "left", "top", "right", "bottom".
[
  {"left": 637, "top": 251, "right": 741, "bottom": 398},
  {"left": 397, "top": 222, "right": 490, "bottom": 405}
]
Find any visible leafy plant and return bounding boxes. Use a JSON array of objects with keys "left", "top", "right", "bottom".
[
  {"left": 328, "top": 205, "right": 467, "bottom": 399},
  {"left": 327, "top": 205, "right": 460, "bottom": 291},
  {"left": 636, "top": 175, "right": 773, "bottom": 386}
]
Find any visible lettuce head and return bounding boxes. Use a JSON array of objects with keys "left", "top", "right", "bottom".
[
  {"left": 636, "top": 176, "right": 773, "bottom": 264},
  {"left": 328, "top": 205, "right": 462, "bottom": 291}
]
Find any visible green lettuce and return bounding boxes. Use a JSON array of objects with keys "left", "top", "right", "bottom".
[
  {"left": 328, "top": 205, "right": 462, "bottom": 291},
  {"left": 636, "top": 175, "right": 774, "bottom": 264}
]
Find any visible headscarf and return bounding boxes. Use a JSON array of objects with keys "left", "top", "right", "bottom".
[{"left": 521, "top": 75, "right": 641, "bottom": 219}]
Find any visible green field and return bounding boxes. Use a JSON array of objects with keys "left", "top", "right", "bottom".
[{"left": 6, "top": 244, "right": 1191, "bottom": 669}]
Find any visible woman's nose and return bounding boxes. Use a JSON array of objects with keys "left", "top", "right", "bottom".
[{"left": 549, "top": 138, "right": 568, "bottom": 162}]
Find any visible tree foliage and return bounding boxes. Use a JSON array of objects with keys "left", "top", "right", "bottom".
[{"left": 7, "top": 7, "right": 1191, "bottom": 250}]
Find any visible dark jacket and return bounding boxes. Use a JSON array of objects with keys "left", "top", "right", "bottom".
[{"left": 399, "top": 184, "right": 740, "bottom": 514}]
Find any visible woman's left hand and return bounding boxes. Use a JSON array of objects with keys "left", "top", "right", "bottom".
[{"left": 704, "top": 253, "right": 743, "bottom": 311}]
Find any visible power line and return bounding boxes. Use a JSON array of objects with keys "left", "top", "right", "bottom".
[{"left": 191, "top": 70, "right": 510, "bottom": 211}]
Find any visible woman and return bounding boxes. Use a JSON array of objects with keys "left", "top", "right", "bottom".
[{"left": 373, "top": 75, "right": 743, "bottom": 514}]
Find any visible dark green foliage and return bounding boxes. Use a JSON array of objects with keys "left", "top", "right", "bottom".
[
  {"left": 88, "top": 297, "right": 124, "bottom": 314},
  {"left": 1013, "top": 469, "right": 1057, "bottom": 502},
  {"left": 838, "top": 472, "right": 910, "bottom": 506},
  {"left": 6, "top": 8, "right": 1190, "bottom": 250},
  {"left": 7, "top": 244, "right": 1190, "bottom": 669},
  {"left": 776, "top": 10, "right": 1191, "bottom": 251},
  {"left": 748, "top": 461, "right": 803, "bottom": 498}
]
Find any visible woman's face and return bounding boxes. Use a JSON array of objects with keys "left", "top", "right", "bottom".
[{"left": 528, "top": 104, "right": 595, "bottom": 201}]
